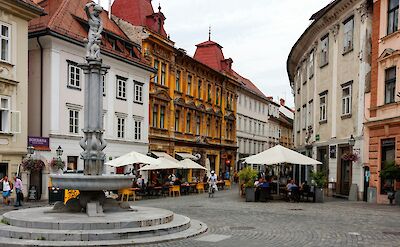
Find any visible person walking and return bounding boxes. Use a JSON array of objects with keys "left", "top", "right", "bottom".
[
  {"left": 13, "top": 175, "right": 23, "bottom": 207},
  {"left": 0, "top": 176, "right": 12, "bottom": 205}
]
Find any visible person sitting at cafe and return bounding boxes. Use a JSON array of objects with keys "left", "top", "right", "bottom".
[
  {"left": 286, "top": 180, "right": 298, "bottom": 191},
  {"left": 254, "top": 178, "right": 263, "bottom": 187},
  {"left": 173, "top": 177, "right": 182, "bottom": 186}
]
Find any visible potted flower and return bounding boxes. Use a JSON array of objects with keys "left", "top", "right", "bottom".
[
  {"left": 21, "top": 158, "right": 45, "bottom": 172},
  {"left": 50, "top": 158, "right": 65, "bottom": 173},
  {"left": 341, "top": 152, "right": 359, "bottom": 162},
  {"left": 310, "top": 170, "right": 327, "bottom": 203},
  {"left": 380, "top": 161, "right": 400, "bottom": 205},
  {"left": 238, "top": 167, "right": 258, "bottom": 202}
]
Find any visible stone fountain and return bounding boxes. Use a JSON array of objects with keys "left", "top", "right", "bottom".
[
  {"left": 49, "top": 2, "right": 133, "bottom": 216},
  {"left": 0, "top": 3, "right": 206, "bottom": 246}
]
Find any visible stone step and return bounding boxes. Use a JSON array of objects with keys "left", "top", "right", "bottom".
[
  {"left": 0, "top": 219, "right": 207, "bottom": 246},
  {"left": 0, "top": 213, "right": 190, "bottom": 241},
  {"left": 2, "top": 206, "right": 174, "bottom": 230}
]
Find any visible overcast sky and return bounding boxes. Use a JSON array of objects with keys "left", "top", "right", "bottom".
[{"left": 102, "top": 0, "right": 332, "bottom": 107}]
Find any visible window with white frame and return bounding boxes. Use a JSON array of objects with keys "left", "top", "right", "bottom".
[
  {"left": 307, "top": 101, "right": 313, "bottom": 127},
  {"left": 102, "top": 75, "right": 106, "bottom": 96},
  {"left": 319, "top": 93, "right": 327, "bottom": 122},
  {"left": 160, "top": 63, "right": 166, "bottom": 85},
  {"left": 153, "top": 60, "right": 159, "bottom": 83},
  {"left": 134, "top": 81, "right": 143, "bottom": 103},
  {"left": 249, "top": 120, "right": 252, "bottom": 133},
  {"left": 238, "top": 116, "right": 242, "bottom": 131},
  {"left": 244, "top": 118, "right": 247, "bottom": 132},
  {"left": 116, "top": 76, "right": 127, "bottom": 100},
  {"left": 302, "top": 105, "right": 307, "bottom": 129},
  {"left": 341, "top": 83, "right": 352, "bottom": 116},
  {"left": 0, "top": 23, "right": 10, "bottom": 62},
  {"left": 69, "top": 109, "right": 79, "bottom": 134},
  {"left": 67, "top": 62, "right": 81, "bottom": 89},
  {"left": 117, "top": 117, "right": 125, "bottom": 138},
  {"left": 320, "top": 35, "right": 329, "bottom": 66},
  {"left": 175, "top": 70, "right": 181, "bottom": 92},
  {"left": 134, "top": 119, "right": 141, "bottom": 140},
  {"left": 343, "top": 17, "right": 354, "bottom": 53},
  {"left": 186, "top": 112, "right": 191, "bottom": 133},
  {"left": 385, "top": 67, "right": 396, "bottom": 104},
  {"left": 308, "top": 51, "right": 314, "bottom": 78},
  {"left": 196, "top": 115, "right": 201, "bottom": 135},
  {"left": 0, "top": 96, "right": 19, "bottom": 133},
  {"left": 387, "top": 0, "right": 399, "bottom": 35}
]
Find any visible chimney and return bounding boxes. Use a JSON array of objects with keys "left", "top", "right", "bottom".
[{"left": 280, "top": 98, "right": 285, "bottom": 106}]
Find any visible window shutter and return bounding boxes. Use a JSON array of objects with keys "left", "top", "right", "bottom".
[{"left": 10, "top": 110, "right": 21, "bottom": 134}]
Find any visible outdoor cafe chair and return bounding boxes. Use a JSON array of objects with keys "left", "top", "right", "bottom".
[
  {"left": 196, "top": 183, "right": 205, "bottom": 193},
  {"left": 118, "top": 188, "right": 135, "bottom": 202},
  {"left": 169, "top": 185, "right": 181, "bottom": 197},
  {"left": 224, "top": 180, "right": 231, "bottom": 189}
]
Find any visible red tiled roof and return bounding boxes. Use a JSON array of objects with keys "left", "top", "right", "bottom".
[
  {"left": 194, "top": 39, "right": 267, "bottom": 99},
  {"left": 112, "top": 0, "right": 168, "bottom": 38},
  {"left": 231, "top": 70, "right": 267, "bottom": 99},
  {"left": 194, "top": 40, "right": 225, "bottom": 71},
  {"left": 29, "top": 0, "right": 148, "bottom": 65}
]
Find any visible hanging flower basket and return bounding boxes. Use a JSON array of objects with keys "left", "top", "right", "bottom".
[
  {"left": 50, "top": 158, "right": 65, "bottom": 171},
  {"left": 21, "top": 158, "right": 45, "bottom": 172},
  {"left": 341, "top": 152, "right": 359, "bottom": 162}
]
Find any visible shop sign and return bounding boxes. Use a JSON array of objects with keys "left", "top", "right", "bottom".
[{"left": 28, "top": 136, "right": 50, "bottom": 151}]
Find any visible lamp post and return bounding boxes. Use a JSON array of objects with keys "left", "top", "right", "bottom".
[
  {"left": 56, "top": 146, "right": 63, "bottom": 158},
  {"left": 349, "top": 135, "right": 356, "bottom": 151},
  {"left": 27, "top": 146, "right": 35, "bottom": 157}
]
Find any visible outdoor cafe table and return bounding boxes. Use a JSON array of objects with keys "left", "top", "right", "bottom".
[{"left": 180, "top": 184, "right": 191, "bottom": 195}]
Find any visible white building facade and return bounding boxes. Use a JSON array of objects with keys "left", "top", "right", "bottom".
[
  {"left": 236, "top": 83, "right": 280, "bottom": 171},
  {"left": 287, "top": 0, "right": 372, "bottom": 199},
  {"left": 28, "top": 35, "right": 152, "bottom": 198}
]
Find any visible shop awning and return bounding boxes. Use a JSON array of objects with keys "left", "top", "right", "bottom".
[
  {"left": 105, "top": 151, "right": 160, "bottom": 167},
  {"left": 176, "top": 152, "right": 198, "bottom": 160},
  {"left": 244, "top": 145, "right": 322, "bottom": 165},
  {"left": 179, "top": 159, "right": 207, "bottom": 170},
  {"left": 139, "top": 157, "right": 184, "bottom": 171},
  {"left": 151, "top": 151, "right": 179, "bottom": 163}
]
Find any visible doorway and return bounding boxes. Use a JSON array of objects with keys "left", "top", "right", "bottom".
[
  {"left": 0, "top": 163, "right": 7, "bottom": 179},
  {"left": 317, "top": 146, "right": 329, "bottom": 177},
  {"left": 338, "top": 146, "right": 352, "bottom": 196},
  {"left": 29, "top": 169, "right": 43, "bottom": 200}
]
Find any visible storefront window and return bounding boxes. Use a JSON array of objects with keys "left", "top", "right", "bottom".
[{"left": 381, "top": 139, "right": 395, "bottom": 194}]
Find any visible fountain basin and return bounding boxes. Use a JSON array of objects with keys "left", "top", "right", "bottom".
[{"left": 50, "top": 174, "right": 133, "bottom": 191}]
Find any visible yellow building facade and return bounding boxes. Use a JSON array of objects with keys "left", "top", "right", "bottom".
[{"left": 112, "top": 1, "right": 239, "bottom": 179}]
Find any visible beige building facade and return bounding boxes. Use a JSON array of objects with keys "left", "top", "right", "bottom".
[
  {"left": 0, "top": 0, "right": 43, "bottom": 191},
  {"left": 288, "top": 0, "right": 372, "bottom": 199}
]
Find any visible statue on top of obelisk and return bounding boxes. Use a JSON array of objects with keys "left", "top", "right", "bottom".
[{"left": 85, "top": 2, "right": 103, "bottom": 60}]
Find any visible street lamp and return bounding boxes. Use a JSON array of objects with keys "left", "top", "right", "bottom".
[
  {"left": 56, "top": 146, "right": 63, "bottom": 157},
  {"left": 27, "top": 146, "right": 35, "bottom": 156},
  {"left": 348, "top": 135, "right": 356, "bottom": 148}
]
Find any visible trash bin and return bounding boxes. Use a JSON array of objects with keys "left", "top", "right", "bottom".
[{"left": 48, "top": 187, "right": 65, "bottom": 204}]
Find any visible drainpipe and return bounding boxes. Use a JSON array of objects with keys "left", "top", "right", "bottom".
[{"left": 37, "top": 37, "right": 43, "bottom": 137}]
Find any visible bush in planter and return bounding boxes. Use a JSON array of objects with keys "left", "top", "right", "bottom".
[
  {"left": 310, "top": 170, "right": 327, "bottom": 203},
  {"left": 238, "top": 167, "right": 258, "bottom": 188},
  {"left": 380, "top": 161, "right": 400, "bottom": 193},
  {"left": 238, "top": 167, "right": 258, "bottom": 202}
]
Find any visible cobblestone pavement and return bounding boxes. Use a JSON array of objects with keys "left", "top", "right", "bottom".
[
  {"left": 0, "top": 188, "right": 399, "bottom": 247},
  {"left": 134, "top": 185, "right": 400, "bottom": 247}
]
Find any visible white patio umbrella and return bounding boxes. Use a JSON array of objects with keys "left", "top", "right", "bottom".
[
  {"left": 138, "top": 157, "right": 184, "bottom": 171},
  {"left": 244, "top": 145, "right": 321, "bottom": 165},
  {"left": 105, "top": 151, "right": 160, "bottom": 167},
  {"left": 179, "top": 159, "right": 208, "bottom": 170}
]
